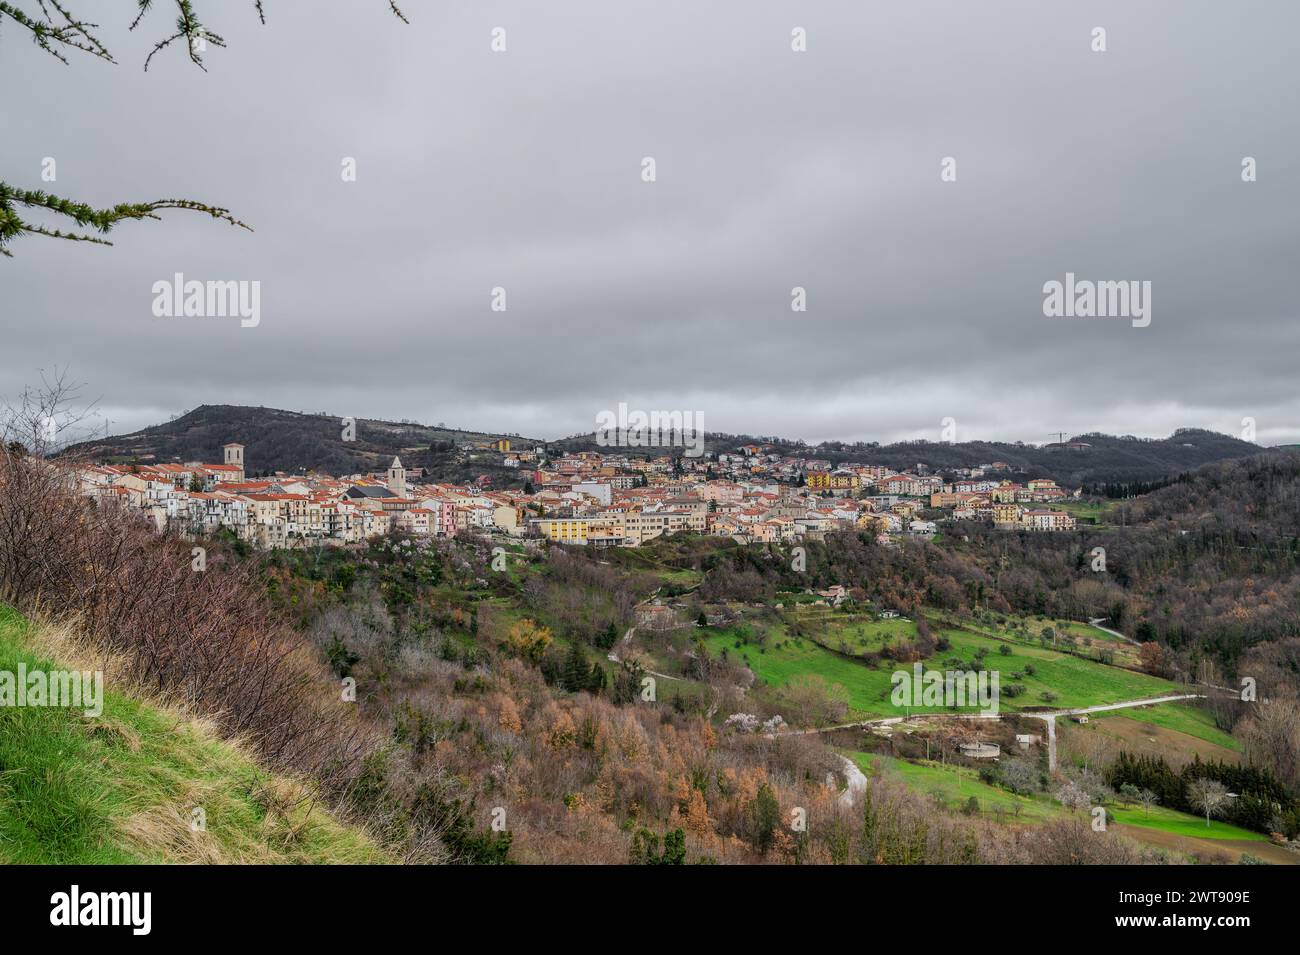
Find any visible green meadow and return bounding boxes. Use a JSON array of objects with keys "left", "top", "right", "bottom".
[
  {"left": 852, "top": 752, "right": 1263, "bottom": 842},
  {"left": 1087, "top": 704, "right": 1242, "bottom": 752},
  {"left": 704, "top": 615, "right": 1182, "bottom": 720}
]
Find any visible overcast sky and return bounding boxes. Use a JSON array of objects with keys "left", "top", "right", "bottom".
[{"left": 3, "top": 0, "right": 1298, "bottom": 447}]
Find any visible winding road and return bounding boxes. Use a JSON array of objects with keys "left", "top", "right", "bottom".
[{"left": 836, "top": 754, "right": 869, "bottom": 807}]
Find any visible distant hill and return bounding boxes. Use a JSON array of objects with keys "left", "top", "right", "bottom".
[
  {"left": 63, "top": 406, "right": 1267, "bottom": 489},
  {"left": 62, "top": 405, "right": 544, "bottom": 485},
  {"left": 553, "top": 427, "right": 1267, "bottom": 488}
]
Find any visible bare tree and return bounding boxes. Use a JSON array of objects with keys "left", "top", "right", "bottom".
[
  {"left": 1237, "top": 698, "right": 1300, "bottom": 791},
  {"left": 1186, "top": 778, "right": 1230, "bottom": 828},
  {"left": 0, "top": 366, "right": 99, "bottom": 457}
]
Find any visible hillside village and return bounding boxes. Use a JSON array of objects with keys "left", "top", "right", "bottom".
[{"left": 77, "top": 438, "right": 1081, "bottom": 548}]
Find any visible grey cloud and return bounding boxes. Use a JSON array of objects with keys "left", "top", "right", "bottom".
[{"left": 2, "top": 0, "right": 1297, "bottom": 446}]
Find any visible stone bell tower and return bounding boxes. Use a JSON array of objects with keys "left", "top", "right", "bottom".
[
  {"left": 387, "top": 456, "right": 407, "bottom": 499},
  {"left": 223, "top": 443, "right": 246, "bottom": 482}
]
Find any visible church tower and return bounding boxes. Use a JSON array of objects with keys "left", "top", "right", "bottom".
[
  {"left": 387, "top": 456, "right": 407, "bottom": 499},
  {"left": 223, "top": 443, "right": 245, "bottom": 482}
]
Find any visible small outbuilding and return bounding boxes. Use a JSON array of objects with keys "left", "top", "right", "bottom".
[{"left": 959, "top": 741, "right": 1001, "bottom": 760}]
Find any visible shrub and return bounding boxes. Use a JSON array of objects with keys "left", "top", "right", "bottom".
[{"left": 0, "top": 451, "right": 368, "bottom": 780}]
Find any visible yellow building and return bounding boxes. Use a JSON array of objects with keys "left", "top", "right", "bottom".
[
  {"left": 992, "top": 503, "right": 1023, "bottom": 526},
  {"left": 532, "top": 517, "right": 596, "bottom": 544}
]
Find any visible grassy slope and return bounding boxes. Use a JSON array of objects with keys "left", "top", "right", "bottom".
[
  {"left": 954, "top": 615, "right": 1142, "bottom": 667},
  {"left": 1055, "top": 499, "right": 1119, "bottom": 524},
  {"left": 705, "top": 617, "right": 1182, "bottom": 719},
  {"left": 0, "top": 606, "right": 389, "bottom": 864},
  {"left": 1089, "top": 704, "right": 1242, "bottom": 752},
  {"left": 851, "top": 751, "right": 1062, "bottom": 821},
  {"left": 852, "top": 752, "right": 1264, "bottom": 842}
]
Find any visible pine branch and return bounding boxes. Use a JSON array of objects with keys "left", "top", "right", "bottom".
[
  {"left": 0, "top": 181, "right": 252, "bottom": 256},
  {"left": 1, "top": 1, "right": 407, "bottom": 255},
  {"left": 0, "top": 0, "right": 115, "bottom": 63},
  {"left": 137, "top": 0, "right": 226, "bottom": 72},
  {"left": 4, "top": 2, "right": 406, "bottom": 70}
]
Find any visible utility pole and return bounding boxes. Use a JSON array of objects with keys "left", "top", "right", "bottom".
[{"left": 1049, "top": 431, "right": 1067, "bottom": 445}]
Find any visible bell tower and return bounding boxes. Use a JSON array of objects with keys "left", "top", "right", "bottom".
[
  {"left": 223, "top": 443, "right": 245, "bottom": 482},
  {"left": 387, "top": 456, "right": 407, "bottom": 499}
]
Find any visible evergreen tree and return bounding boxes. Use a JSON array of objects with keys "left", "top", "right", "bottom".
[
  {"left": 611, "top": 659, "right": 646, "bottom": 705},
  {"left": 629, "top": 827, "right": 685, "bottom": 865},
  {"left": 595, "top": 621, "right": 620, "bottom": 650},
  {"left": 748, "top": 783, "right": 780, "bottom": 854},
  {"left": 562, "top": 641, "right": 589, "bottom": 693}
]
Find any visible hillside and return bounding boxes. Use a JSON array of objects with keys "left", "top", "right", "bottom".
[
  {"left": 554, "top": 427, "right": 1266, "bottom": 488},
  {"left": 7, "top": 440, "right": 1297, "bottom": 864},
  {"left": 62, "top": 405, "right": 544, "bottom": 484},
  {"left": 0, "top": 606, "right": 390, "bottom": 864},
  {"left": 65, "top": 404, "right": 1266, "bottom": 490},
  {"left": 1127, "top": 449, "right": 1300, "bottom": 536}
]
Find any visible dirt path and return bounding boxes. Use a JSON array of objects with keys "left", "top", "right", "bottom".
[
  {"left": 836, "top": 754, "right": 868, "bottom": 807},
  {"left": 607, "top": 625, "right": 683, "bottom": 682},
  {"left": 1088, "top": 617, "right": 1140, "bottom": 646}
]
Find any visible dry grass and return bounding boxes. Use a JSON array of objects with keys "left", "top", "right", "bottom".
[{"left": 0, "top": 608, "right": 393, "bottom": 864}]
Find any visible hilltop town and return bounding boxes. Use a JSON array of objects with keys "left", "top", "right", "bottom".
[{"left": 76, "top": 438, "right": 1081, "bottom": 549}]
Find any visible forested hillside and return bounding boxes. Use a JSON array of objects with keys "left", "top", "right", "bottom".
[
  {"left": 68, "top": 405, "right": 1266, "bottom": 490},
  {"left": 542, "top": 427, "right": 1264, "bottom": 488},
  {"left": 61, "top": 405, "right": 542, "bottom": 482},
  {"left": 646, "top": 450, "right": 1300, "bottom": 694}
]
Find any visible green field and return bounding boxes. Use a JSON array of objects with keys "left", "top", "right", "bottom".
[
  {"left": 953, "top": 614, "right": 1140, "bottom": 666},
  {"left": 781, "top": 609, "right": 918, "bottom": 653},
  {"left": 1088, "top": 704, "right": 1241, "bottom": 752},
  {"left": 1108, "top": 804, "right": 1265, "bottom": 840},
  {"left": 1056, "top": 499, "right": 1120, "bottom": 524},
  {"left": 706, "top": 626, "right": 901, "bottom": 716},
  {"left": 852, "top": 752, "right": 1264, "bottom": 841},
  {"left": 0, "top": 606, "right": 389, "bottom": 864},
  {"left": 852, "top": 752, "right": 1060, "bottom": 820},
  {"left": 704, "top": 618, "right": 1182, "bottom": 720}
]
